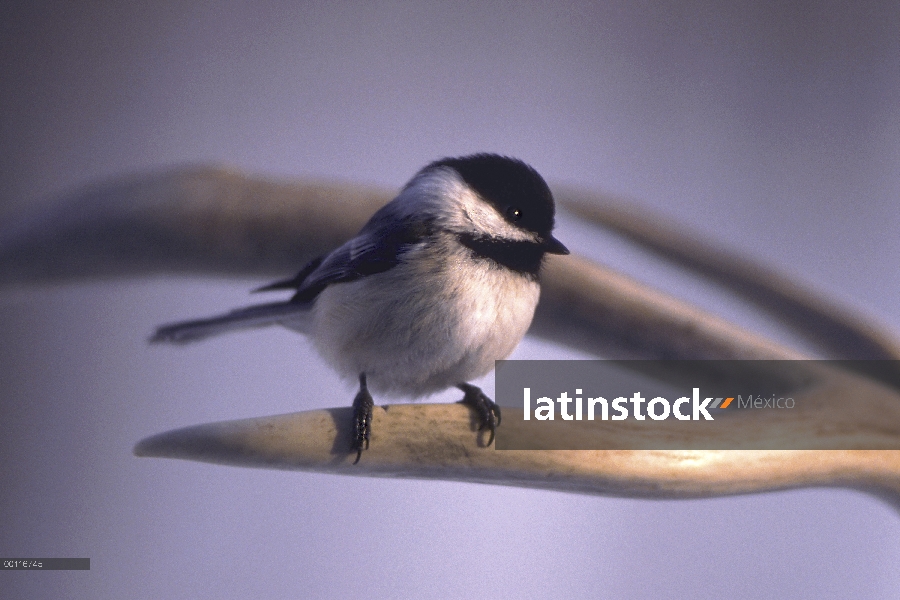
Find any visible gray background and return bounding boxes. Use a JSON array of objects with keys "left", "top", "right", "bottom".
[{"left": 2, "top": 1, "right": 899, "bottom": 598}]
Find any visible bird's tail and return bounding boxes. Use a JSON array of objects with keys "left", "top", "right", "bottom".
[{"left": 150, "top": 301, "right": 311, "bottom": 344}]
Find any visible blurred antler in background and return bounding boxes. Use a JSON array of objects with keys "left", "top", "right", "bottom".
[{"left": 3, "top": 166, "right": 899, "bottom": 508}]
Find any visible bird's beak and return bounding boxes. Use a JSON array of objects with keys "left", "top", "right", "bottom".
[{"left": 542, "top": 235, "right": 569, "bottom": 255}]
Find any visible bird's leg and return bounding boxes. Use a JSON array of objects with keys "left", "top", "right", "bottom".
[
  {"left": 457, "top": 383, "right": 501, "bottom": 446},
  {"left": 352, "top": 373, "right": 374, "bottom": 464}
]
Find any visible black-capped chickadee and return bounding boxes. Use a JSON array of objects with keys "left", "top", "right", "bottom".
[{"left": 152, "top": 154, "right": 568, "bottom": 462}]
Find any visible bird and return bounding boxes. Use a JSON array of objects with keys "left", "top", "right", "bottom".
[{"left": 151, "top": 153, "right": 569, "bottom": 462}]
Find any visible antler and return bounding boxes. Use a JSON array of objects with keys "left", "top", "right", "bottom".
[{"left": 4, "top": 165, "right": 899, "bottom": 508}]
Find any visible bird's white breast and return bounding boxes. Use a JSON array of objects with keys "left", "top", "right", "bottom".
[{"left": 309, "top": 240, "right": 540, "bottom": 398}]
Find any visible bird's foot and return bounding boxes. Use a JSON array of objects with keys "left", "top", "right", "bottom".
[
  {"left": 457, "top": 383, "right": 501, "bottom": 446},
  {"left": 352, "top": 374, "right": 374, "bottom": 464}
]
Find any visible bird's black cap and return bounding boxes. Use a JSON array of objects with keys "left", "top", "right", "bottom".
[{"left": 428, "top": 154, "right": 561, "bottom": 245}]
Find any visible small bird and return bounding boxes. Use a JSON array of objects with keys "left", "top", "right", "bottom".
[{"left": 151, "top": 154, "right": 568, "bottom": 462}]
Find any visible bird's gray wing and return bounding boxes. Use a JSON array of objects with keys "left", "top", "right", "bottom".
[{"left": 259, "top": 212, "right": 432, "bottom": 304}]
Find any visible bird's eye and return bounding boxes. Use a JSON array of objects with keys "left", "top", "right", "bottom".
[{"left": 506, "top": 206, "right": 522, "bottom": 221}]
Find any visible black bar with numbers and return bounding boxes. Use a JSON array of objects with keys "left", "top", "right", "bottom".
[{"left": 1, "top": 558, "right": 90, "bottom": 570}]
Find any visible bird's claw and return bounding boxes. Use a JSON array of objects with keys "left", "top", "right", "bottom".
[
  {"left": 457, "top": 383, "right": 501, "bottom": 446},
  {"left": 352, "top": 376, "right": 374, "bottom": 464}
]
